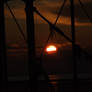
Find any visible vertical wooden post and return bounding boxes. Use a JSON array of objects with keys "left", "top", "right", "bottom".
[
  {"left": 0, "top": 0, "right": 8, "bottom": 92},
  {"left": 25, "top": 0, "right": 37, "bottom": 92},
  {"left": 70, "top": 0, "right": 77, "bottom": 92}
]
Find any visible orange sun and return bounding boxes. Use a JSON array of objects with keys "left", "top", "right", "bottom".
[{"left": 45, "top": 45, "right": 57, "bottom": 53}]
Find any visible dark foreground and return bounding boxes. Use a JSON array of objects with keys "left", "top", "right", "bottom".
[{"left": 8, "top": 79, "right": 92, "bottom": 92}]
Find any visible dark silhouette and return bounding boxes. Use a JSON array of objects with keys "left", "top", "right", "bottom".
[
  {"left": 0, "top": 0, "right": 8, "bottom": 92},
  {"left": 1, "top": 0, "right": 92, "bottom": 92}
]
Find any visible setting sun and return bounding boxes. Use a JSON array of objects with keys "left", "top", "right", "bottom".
[{"left": 45, "top": 45, "right": 57, "bottom": 53}]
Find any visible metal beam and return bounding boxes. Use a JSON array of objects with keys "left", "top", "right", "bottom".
[
  {"left": 70, "top": 0, "right": 78, "bottom": 92},
  {"left": 0, "top": 0, "right": 8, "bottom": 92},
  {"left": 25, "top": 0, "right": 37, "bottom": 92}
]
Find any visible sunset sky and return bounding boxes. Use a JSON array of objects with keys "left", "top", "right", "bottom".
[
  {"left": 4, "top": 0, "right": 92, "bottom": 49},
  {"left": 3, "top": 0, "right": 92, "bottom": 80}
]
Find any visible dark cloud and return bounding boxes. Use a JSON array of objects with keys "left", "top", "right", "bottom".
[{"left": 45, "top": 2, "right": 92, "bottom": 23}]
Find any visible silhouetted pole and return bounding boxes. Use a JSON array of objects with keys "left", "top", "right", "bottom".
[
  {"left": 25, "top": 0, "right": 37, "bottom": 92},
  {"left": 70, "top": 0, "right": 78, "bottom": 92},
  {"left": 0, "top": 0, "right": 8, "bottom": 92}
]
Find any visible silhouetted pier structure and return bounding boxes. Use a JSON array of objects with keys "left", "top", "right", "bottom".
[
  {"left": 0, "top": 0, "right": 92, "bottom": 92},
  {"left": 0, "top": 0, "right": 8, "bottom": 92}
]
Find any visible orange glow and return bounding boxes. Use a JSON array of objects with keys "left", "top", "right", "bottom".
[{"left": 45, "top": 45, "right": 57, "bottom": 53}]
